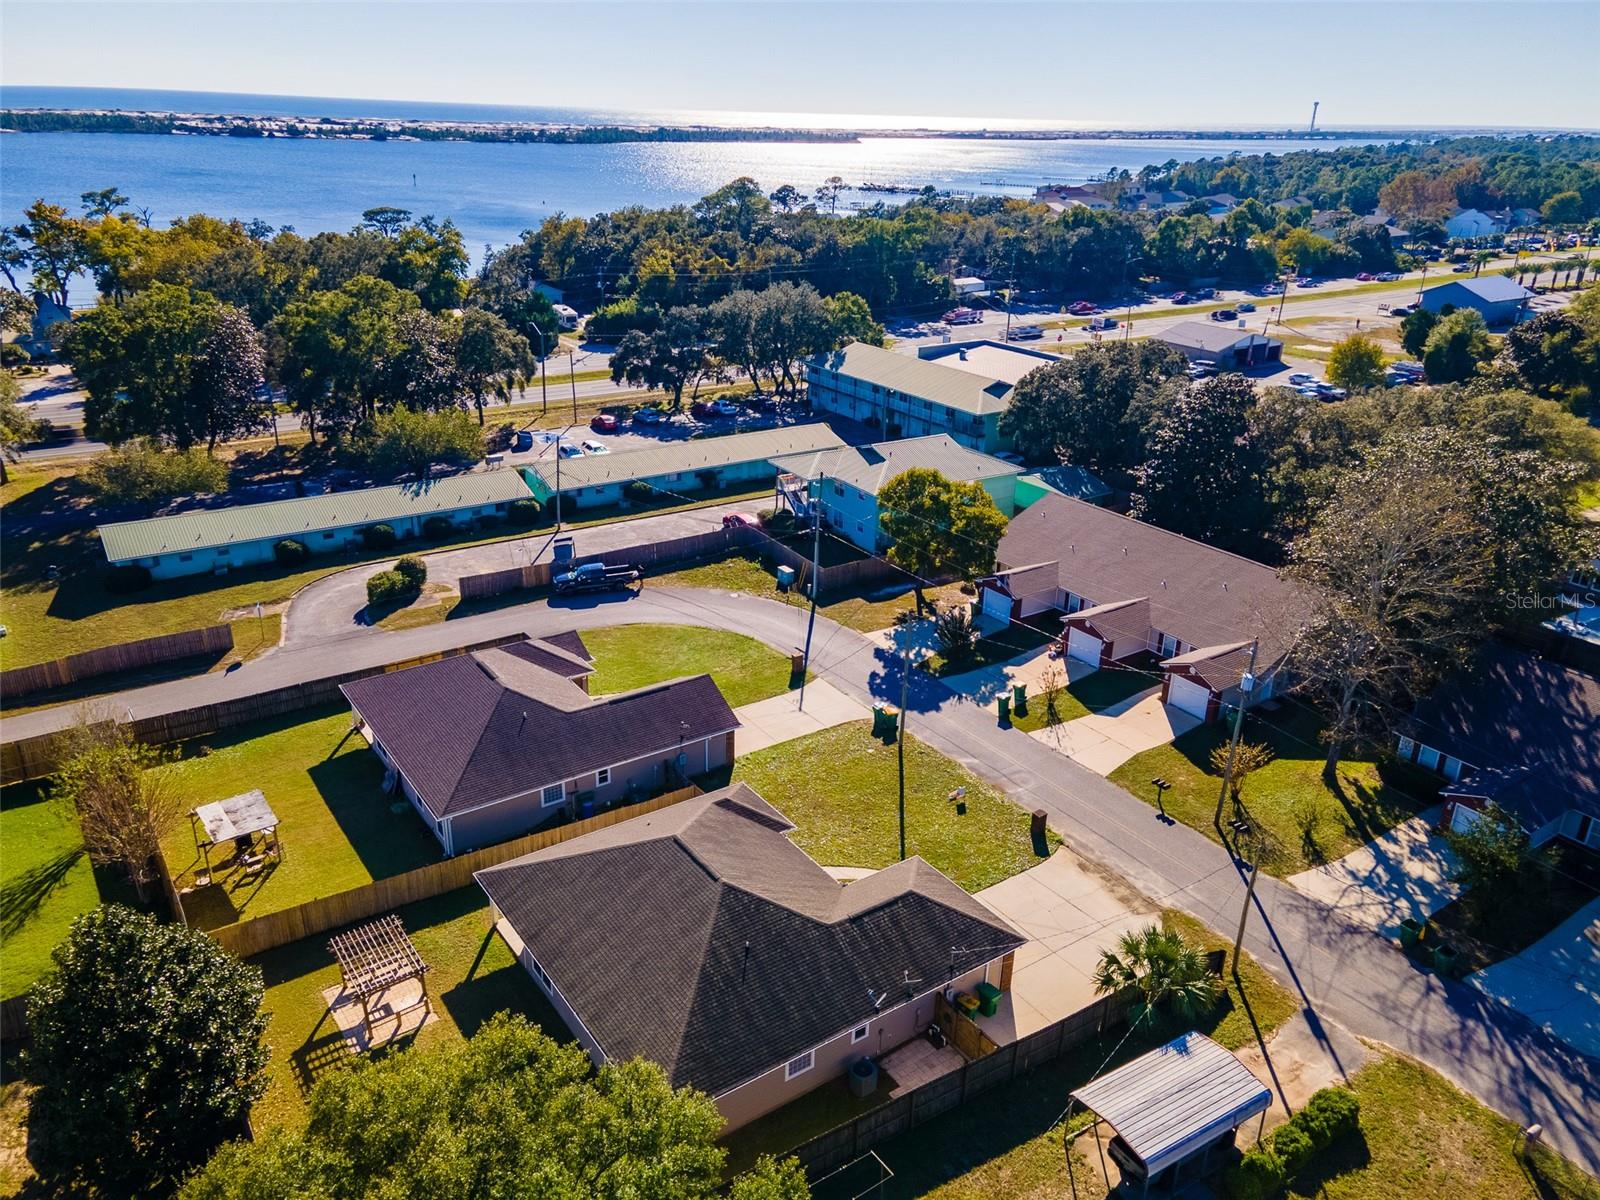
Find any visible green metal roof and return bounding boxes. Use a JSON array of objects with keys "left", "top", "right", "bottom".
[
  {"left": 770, "top": 435, "right": 1021, "bottom": 496},
  {"left": 526, "top": 424, "right": 845, "bottom": 492},
  {"left": 98, "top": 471, "right": 532, "bottom": 562},
  {"left": 806, "top": 342, "right": 1027, "bottom": 416}
]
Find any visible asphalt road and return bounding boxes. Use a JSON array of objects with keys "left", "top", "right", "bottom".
[{"left": 4, "top": 587, "right": 1596, "bottom": 1174}]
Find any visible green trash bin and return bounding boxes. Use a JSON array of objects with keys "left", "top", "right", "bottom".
[
  {"left": 997, "top": 695, "right": 1011, "bottom": 723},
  {"left": 1011, "top": 683, "right": 1028, "bottom": 717},
  {"left": 1433, "top": 944, "right": 1459, "bottom": 977},
  {"left": 974, "top": 982, "right": 1002, "bottom": 1018},
  {"left": 1399, "top": 918, "right": 1423, "bottom": 948}
]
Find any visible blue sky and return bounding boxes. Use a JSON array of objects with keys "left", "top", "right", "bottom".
[{"left": 3, "top": 1, "right": 1596, "bottom": 129}]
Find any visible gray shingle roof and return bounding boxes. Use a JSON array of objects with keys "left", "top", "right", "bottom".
[
  {"left": 476, "top": 784, "right": 1024, "bottom": 1096},
  {"left": 807, "top": 342, "right": 1025, "bottom": 416},
  {"left": 340, "top": 639, "right": 737, "bottom": 819},
  {"left": 770, "top": 434, "right": 1021, "bottom": 496},
  {"left": 1155, "top": 321, "right": 1280, "bottom": 356},
  {"left": 1424, "top": 275, "right": 1534, "bottom": 304},
  {"left": 526, "top": 424, "right": 844, "bottom": 492},
  {"left": 98, "top": 472, "right": 532, "bottom": 562},
  {"left": 995, "top": 494, "right": 1308, "bottom": 667}
]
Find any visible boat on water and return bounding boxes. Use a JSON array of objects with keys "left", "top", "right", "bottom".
[{"left": 858, "top": 181, "right": 924, "bottom": 194}]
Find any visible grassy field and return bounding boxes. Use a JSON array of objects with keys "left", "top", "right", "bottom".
[
  {"left": 1108, "top": 706, "right": 1436, "bottom": 877},
  {"left": 156, "top": 705, "right": 442, "bottom": 931},
  {"left": 926, "top": 622, "right": 1054, "bottom": 677},
  {"left": 582, "top": 623, "right": 800, "bottom": 709},
  {"left": 729, "top": 721, "right": 1057, "bottom": 891},
  {"left": 0, "top": 783, "right": 135, "bottom": 1001},
  {"left": 247, "top": 885, "right": 571, "bottom": 1131},
  {"left": 1009, "top": 664, "right": 1155, "bottom": 732}
]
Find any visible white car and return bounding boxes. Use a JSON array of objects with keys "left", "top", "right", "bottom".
[
  {"left": 1287, "top": 372, "right": 1316, "bottom": 386},
  {"left": 557, "top": 441, "right": 585, "bottom": 458},
  {"left": 580, "top": 439, "right": 610, "bottom": 455}
]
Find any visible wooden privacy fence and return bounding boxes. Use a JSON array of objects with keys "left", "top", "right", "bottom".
[
  {"left": 780, "top": 988, "right": 1137, "bottom": 1180},
  {"left": 0, "top": 632, "right": 533, "bottom": 786},
  {"left": 0, "top": 624, "right": 234, "bottom": 700},
  {"left": 0, "top": 995, "right": 27, "bottom": 1043},
  {"left": 206, "top": 783, "right": 702, "bottom": 959}
]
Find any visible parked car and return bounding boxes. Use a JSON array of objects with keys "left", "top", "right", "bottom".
[
  {"left": 633, "top": 406, "right": 664, "bottom": 425},
  {"left": 1067, "top": 300, "right": 1097, "bottom": 315},
  {"left": 1236, "top": 301, "right": 1256, "bottom": 312},
  {"left": 1006, "top": 324, "right": 1044, "bottom": 340},
  {"left": 721, "top": 512, "right": 760, "bottom": 529},
  {"left": 743, "top": 394, "right": 776, "bottom": 411},
  {"left": 552, "top": 561, "right": 642, "bottom": 595},
  {"left": 1169, "top": 291, "right": 1191, "bottom": 304},
  {"left": 942, "top": 307, "right": 982, "bottom": 324},
  {"left": 690, "top": 401, "right": 715, "bottom": 419},
  {"left": 580, "top": 439, "right": 610, "bottom": 455},
  {"left": 1186, "top": 361, "right": 1219, "bottom": 379},
  {"left": 1389, "top": 305, "right": 1413, "bottom": 318},
  {"left": 1086, "top": 315, "right": 1118, "bottom": 331},
  {"left": 591, "top": 413, "right": 619, "bottom": 433},
  {"left": 1298, "top": 278, "right": 1322, "bottom": 288},
  {"left": 1257, "top": 282, "right": 1283, "bottom": 295},
  {"left": 710, "top": 399, "right": 741, "bottom": 417},
  {"left": 1376, "top": 271, "right": 1401, "bottom": 282},
  {"left": 1192, "top": 287, "right": 1216, "bottom": 300},
  {"left": 1287, "top": 372, "right": 1316, "bottom": 386},
  {"left": 557, "top": 441, "right": 585, "bottom": 458},
  {"left": 1209, "top": 309, "right": 1238, "bottom": 322},
  {"left": 1313, "top": 383, "right": 1348, "bottom": 400},
  {"left": 1452, "top": 262, "right": 1474, "bottom": 273}
]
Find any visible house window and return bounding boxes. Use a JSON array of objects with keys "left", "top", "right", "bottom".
[
  {"left": 216, "top": 547, "right": 230, "bottom": 556},
  {"left": 322, "top": 531, "right": 336, "bottom": 540},
  {"left": 541, "top": 782, "right": 566, "bottom": 808},
  {"left": 851, "top": 1024, "right": 870, "bottom": 1043},
  {"left": 1397, "top": 736, "right": 1416, "bottom": 760},
  {"left": 595, "top": 767, "right": 612, "bottom": 787},
  {"left": 833, "top": 482, "right": 844, "bottom": 497},
  {"left": 1416, "top": 745, "right": 1441, "bottom": 771},
  {"left": 523, "top": 949, "right": 552, "bottom": 992},
  {"left": 179, "top": 554, "right": 193, "bottom": 562},
  {"left": 785, "top": 1050, "right": 814, "bottom": 1080}
]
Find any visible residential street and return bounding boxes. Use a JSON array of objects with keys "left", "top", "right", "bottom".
[{"left": 4, "top": 586, "right": 1596, "bottom": 1173}]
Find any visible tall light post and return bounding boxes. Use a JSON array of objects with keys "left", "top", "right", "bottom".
[{"left": 528, "top": 317, "right": 550, "bottom": 415}]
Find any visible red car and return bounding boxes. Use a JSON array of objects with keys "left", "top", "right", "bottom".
[
  {"left": 590, "top": 413, "right": 618, "bottom": 432},
  {"left": 721, "top": 512, "right": 760, "bottom": 529},
  {"left": 1067, "top": 300, "right": 1097, "bottom": 315},
  {"left": 1355, "top": 272, "right": 1375, "bottom": 282}
]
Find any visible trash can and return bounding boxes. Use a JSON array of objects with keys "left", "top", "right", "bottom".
[
  {"left": 873, "top": 705, "right": 899, "bottom": 738},
  {"left": 1432, "top": 944, "right": 1459, "bottom": 976},
  {"left": 790, "top": 649, "right": 806, "bottom": 676},
  {"left": 1399, "top": 918, "right": 1424, "bottom": 948},
  {"left": 847, "top": 1057, "right": 880, "bottom": 1098},
  {"left": 998, "top": 695, "right": 1011, "bottom": 723},
  {"left": 954, "top": 992, "right": 980, "bottom": 1019},
  {"left": 1011, "top": 683, "right": 1028, "bottom": 717},
  {"left": 974, "top": 982, "right": 1002, "bottom": 1018}
]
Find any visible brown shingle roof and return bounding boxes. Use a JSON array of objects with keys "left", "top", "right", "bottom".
[
  {"left": 341, "top": 638, "right": 737, "bottom": 819},
  {"left": 476, "top": 784, "right": 1024, "bottom": 1096},
  {"left": 996, "top": 494, "right": 1307, "bottom": 666}
]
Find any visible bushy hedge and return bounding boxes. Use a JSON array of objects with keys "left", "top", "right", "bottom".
[
  {"left": 760, "top": 508, "right": 797, "bottom": 535},
  {"left": 623, "top": 480, "right": 656, "bottom": 503},
  {"left": 105, "top": 563, "right": 153, "bottom": 593},
  {"left": 509, "top": 498, "right": 543, "bottom": 525},
  {"left": 1223, "top": 1086, "right": 1361, "bottom": 1200},
  {"left": 273, "top": 538, "right": 308, "bottom": 565},
  {"left": 393, "top": 555, "right": 427, "bottom": 591},
  {"left": 361, "top": 523, "right": 397, "bottom": 550},
  {"left": 422, "top": 515, "right": 454, "bottom": 539},
  {"left": 366, "top": 570, "right": 410, "bottom": 607},
  {"left": 477, "top": 513, "right": 500, "bottom": 530}
]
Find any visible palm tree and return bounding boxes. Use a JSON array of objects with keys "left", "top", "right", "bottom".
[
  {"left": 1092, "top": 925, "right": 1221, "bottom": 1029},
  {"left": 1471, "top": 249, "right": 1494, "bottom": 277}
]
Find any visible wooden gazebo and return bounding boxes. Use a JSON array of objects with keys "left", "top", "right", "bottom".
[{"left": 328, "top": 914, "right": 431, "bottom": 1041}]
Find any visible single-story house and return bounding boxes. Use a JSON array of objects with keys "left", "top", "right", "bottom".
[
  {"left": 1445, "top": 208, "right": 1505, "bottom": 240},
  {"left": 1398, "top": 643, "right": 1600, "bottom": 851},
  {"left": 952, "top": 276, "right": 990, "bottom": 296},
  {"left": 1419, "top": 276, "right": 1533, "bottom": 326},
  {"left": 1036, "top": 185, "right": 1113, "bottom": 212},
  {"left": 1154, "top": 321, "right": 1283, "bottom": 369},
  {"left": 804, "top": 340, "right": 1055, "bottom": 455},
  {"left": 521, "top": 424, "right": 844, "bottom": 510},
  {"left": 979, "top": 494, "right": 1307, "bottom": 720},
  {"left": 97, "top": 472, "right": 533, "bottom": 580},
  {"left": 769, "top": 434, "right": 1023, "bottom": 552},
  {"left": 476, "top": 783, "right": 1025, "bottom": 1130},
  {"left": 1014, "top": 464, "right": 1113, "bottom": 509},
  {"left": 341, "top": 634, "right": 738, "bottom": 855}
]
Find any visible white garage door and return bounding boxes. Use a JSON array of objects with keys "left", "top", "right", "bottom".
[
  {"left": 1166, "top": 674, "right": 1213, "bottom": 719},
  {"left": 982, "top": 586, "right": 1013, "bottom": 622},
  {"left": 1066, "top": 627, "right": 1103, "bottom": 666}
]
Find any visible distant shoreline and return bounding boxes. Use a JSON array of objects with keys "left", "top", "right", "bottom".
[{"left": 0, "top": 107, "right": 1440, "bottom": 145}]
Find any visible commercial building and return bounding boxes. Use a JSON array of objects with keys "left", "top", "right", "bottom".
[
  {"left": 769, "top": 434, "right": 1023, "bottom": 552},
  {"left": 97, "top": 472, "right": 533, "bottom": 581},
  {"left": 804, "top": 340, "right": 1055, "bottom": 455},
  {"left": 1419, "top": 276, "right": 1534, "bottom": 326},
  {"left": 1154, "top": 321, "right": 1283, "bottom": 369},
  {"left": 521, "top": 424, "right": 845, "bottom": 510}
]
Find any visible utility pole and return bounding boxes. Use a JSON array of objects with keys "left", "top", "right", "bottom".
[
  {"left": 897, "top": 634, "right": 911, "bottom": 861},
  {"left": 569, "top": 349, "right": 579, "bottom": 424},
  {"left": 1231, "top": 819, "right": 1263, "bottom": 975},
  {"left": 1275, "top": 266, "right": 1293, "bottom": 325},
  {"left": 530, "top": 319, "right": 549, "bottom": 415},
  {"left": 1211, "top": 641, "right": 1258, "bottom": 831},
  {"left": 798, "top": 476, "right": 824, "bottom": 712},
  {"left": 553, "top": 433, "right": 562, "bottom": 529}
]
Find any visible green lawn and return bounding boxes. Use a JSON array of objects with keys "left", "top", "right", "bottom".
[
  {"left": 729, "top": 722, "right": 1057, "bottom": 891},
  {"left": 1009, "top": 664, "right": 1155, "bottom": 733},
  {"left": 723, "top": 1067, "right": 901, "bottom": 1178},
  {"left": 926, "top": 621, "right": 1055, "bottom": 677},
  {"left": 248, "top": 885, "right": 572, "bottom": 1132},
  {"left": 1109, "top": 706, "right": 1437, "bottom": 877},
  {"left": 157, "top": 705, "right": 442, "bottom": 931},
  {"left": 583, "top": 623, "right": 799, "bottom": 709},
  {"left": 0, "top": 783, "right": 135, "bottom": 1001}
]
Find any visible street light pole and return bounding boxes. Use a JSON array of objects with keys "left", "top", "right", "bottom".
[
  {"left": 1275, "top": 266, "right": 1293, "bottom": 325},
  {"left": 529, "top": 318, "right": 549, "bottom": 415},
  {"left": 897, "top": 634, "right": 911, "bottom": 862}
]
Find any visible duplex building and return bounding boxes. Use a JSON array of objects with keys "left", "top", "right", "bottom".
[
  {"left": 804, "top": 341, "right": 1054, "bottom": 455},
  {"left": 476, "top": 783, "right": 1024, "bottom": 1130},
  {"left": 1399, "top": 643, "right": 1600, "bottom": 851},
  {"left": 979, "top": 494, "right": 1307, "bottom": 720},
  {"left": 521, "top": 424, "right": 844, "bottom": 510},
  {"left": 341, "top": 633, "right": 738, "bottom": 855},
  {"left": 769, "top": 434, "right": 1023, "bottom": 552},
  {"left": 1419, "top": 276, "right": 1534, "bottom": 326},
  {"left": 98, "top": 472, "right": 533, "bottom": 581}
]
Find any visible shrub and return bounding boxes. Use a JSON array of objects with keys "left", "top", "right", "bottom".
[
  {"left": 423, "top": 515, "right": 454, "bottom": 539},
  {"left": 1222, "top": 1146, "right": 1287, "bottom": 1200},
  {"left": 393, "top": 555, "right": 428, "bottom": 591},
  {"left": 509, "top": 498, "right": 543, "bottom": 525},
  {"left": 85, "top": 439, "right": 230, "bottom": 510},
  {"left": 1270, "top": 1122, "right": 1314, "bottom": 1176},
  {"left": 1299, "top": 1087, "right": 1361, "bottom": 1146},
  {"left": 624, "top": 480, "right": 656, "bottom": 503},
  {"left": 361, "top": 523, "right": 397, "bottom": 550},
  {"left": 274, "top": 538, "right": 308, "bottom": 565},
  {"left": 104, "top": 563, "right": 152, "bottom": 593},
  {"left": 933, "top": 604, "right": 979, "bottom": 663},
  {"left": 366, "top": 569, "right": 407, "bottom": 606},
  {"left": 760, "top": 508, "right": 797, "bottom": 535},
  {"left": 477, "top": 513, "right": 500, "bottom": 530}
]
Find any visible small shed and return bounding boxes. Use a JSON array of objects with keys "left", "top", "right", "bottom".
[{"left": 1067, "top": 1031, "right": 1271, "bottom": 1195}]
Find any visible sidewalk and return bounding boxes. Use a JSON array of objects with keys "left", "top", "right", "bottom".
[
  {"left": 733, "top": 680, "right": 867, "bottom": 756},
  {"left": 1028, "top": 689, "right": 1187, "bottom": 775},
  {"left": 1286, "top": 806, "right": 1460, "bottom": 939}
]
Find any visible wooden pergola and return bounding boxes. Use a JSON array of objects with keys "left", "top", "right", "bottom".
[{"left": 328, "top": 914, "right": 431, "bottom": 1040}]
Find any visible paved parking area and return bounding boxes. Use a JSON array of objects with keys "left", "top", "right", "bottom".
[
  {"left": 1286, "top": 806, "right": 1460, "bottom": 938},
  {"left": 1468, "top": 897, "right": 1600, "bottom": 1059},
  {"left": 1029, "top": 690, "right": 1195, "bottom": 776}
]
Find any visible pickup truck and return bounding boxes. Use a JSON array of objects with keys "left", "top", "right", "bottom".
[{"left": 552, "top": 561, "right": 642, "bottom": 595}]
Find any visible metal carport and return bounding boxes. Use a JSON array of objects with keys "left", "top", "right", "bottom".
[{"left": 1065, "top": 1031, "right": 1271, "bottom": 1196}]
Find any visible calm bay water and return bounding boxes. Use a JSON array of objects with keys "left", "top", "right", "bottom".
[{"left": 2, "top": 86, "right": 1389, "bottom": 261}]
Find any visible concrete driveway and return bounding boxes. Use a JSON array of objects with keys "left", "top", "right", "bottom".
[
  {"left": 1468, "top": 898, "right": 1600, "bottom": 1059},
  {"left": 1029, "top": 690, "right": 1196, "bottom": 776},
  {"left": 733, "top": 680, "right": 867, "bottom": 756},
  {"left": 973, "top": 851, "right": 1154, "bottom": 1043},
  {"left": 1286, "top": 805, "right": 1460, "bottom": 939}
]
